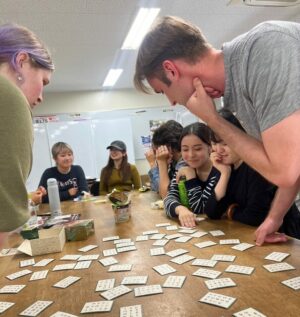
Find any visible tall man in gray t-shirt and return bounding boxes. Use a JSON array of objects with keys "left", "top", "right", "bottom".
[{"left": 134, "top": 16, "right": 300, "bottom": 246}]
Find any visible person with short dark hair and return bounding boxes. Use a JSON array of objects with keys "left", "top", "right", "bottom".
[
  {"left": 134, "top": 16, "right": 300, "bottom": 245},
  {"left": 99, "top": 140, "right": 141, "bottom": 195},
  {"left": 38, "top": 142, "right": 89, "bottom": 202},
  {"left": 146, "top": 120, "right": 185, "bottom": 198}
]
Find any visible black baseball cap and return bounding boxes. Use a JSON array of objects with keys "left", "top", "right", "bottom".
[{"left": 106, "top": 140, "right": 126, "bottom": 151}]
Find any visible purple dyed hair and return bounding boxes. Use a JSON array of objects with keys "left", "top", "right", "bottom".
[{"left": 0, "top": 23, "right": 54, "bottom": 71}]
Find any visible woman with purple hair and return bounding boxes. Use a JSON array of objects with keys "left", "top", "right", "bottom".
[{"left": 0, "top": 23, "right": 54, "bottom": 246}]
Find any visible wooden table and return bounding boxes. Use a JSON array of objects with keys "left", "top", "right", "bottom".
[{"left": 1, "top": 191, "right": 300, "bottom": 316}]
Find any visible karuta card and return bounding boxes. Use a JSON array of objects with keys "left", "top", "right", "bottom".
[
  {"left": 209, "top": 230, "right": 225, "bottom": 237},
  {"left": 205, "top": 278, "right": 236, "bottom": 290},
  {"left": 134, "top": 285, "right": 163, "bottom": 297},
  {"left": 178, "top": 228, "right": 197, "bottom": 234},
  {"left": 211, "top": 254, "right": 236, "bottom": 262},
  {"left": 120, "top": 304, "right": 142, "bottom": 317},
  {"left": 113, "top": 238, "right": 132, "bottom": 244},
  {"left": 199, "top": 292, "right": 236, "bottom": 309},
  {"left": 50, "top": 312, "right": 79, "bottom": 317},
  {"left": 116, "top": 242, "right": 135, "bottom": 248},
  {"left": 95, "top": 279, "right": 115, "bottom": 291},
  {"left": 166, "top": 225, "right": 178, "bottom": 231},
  {"left": 281, "top": 276, "right": 300, "bottom": 290},
  {"left": 102, "top": 248, "right": 117, "bottom": 257},
  {"left": 136, "top": 235, "right": 149, "bottom": 242},
  {"left": 0, "top": 284, "right": 26, "bottom": 294},
  {"left": 165, "top": 233, "right": 183, "bottom": 240},
  {"left": 150, "top": 233, "right": 166, "bottom": 240},
  {"left": 100, "top": 285, "right": 132, "bottom": 300},
  {"left": 60, "top": 254, "right": 81, "bottom": 261},
  {"left": 150, "top": 247, "right": 165, "bottom": 256},
  {"left": 153, "top": 264, "right": 176, "bottom": 275},
  {"left": 142, "top": 230, "right": 159, "bottom": 235},
  {"left": 195, "top": 216, "right": 205, "bottom": 222},
  {"left": 81, "top": 301, "right": 113, "bottom": 313},
  {"left": 156, "top": 223, "right": 171, "bottom": 227},
  {"left": 19, "top": 300, "right": 53, "bottom": 316},
  {"left": 194, "top": 241, "right": 217, "bottom": 249},
  {"left": 108, "top": 264, "right": 132, "bottom": 272},
  {"left": 263, "top": 262, "right": 295, "bottom": 273},
  {"left": 175, "top": 236, "right": 192, "bottom": 243},
  {"left": 192, "top": 268, "right": 222, "bottom": 279},
  {"left": 99, "top": 257, "right": 118, "bottom": 267},
  {"left": 30, "top": 270, "right": 49, "bottom": 281},
  {"left": 78, "top": 254, "right": 99, "bottom": 261},
  {"left": 163, "top": 275, "right": 186, "bottom": 288},
  {"left": 117, "top": 245, "right": 137, "bottom": 253},
  {"left": 78, "top": 245, "right": 98, "bottom": 252},
  {"left": 219, "top": 239, "right": 240, "bottom": 245},
  {"left": 192, "top": 259, "right": 217, "bottom": 268},
  {"left": 6, "top": 269, "right": 32, "bottom": 280},
  {"left": 190, "top": 231, "right": 208, "bottom": 238},
  {"left": 233, "top": 307, "right": 267, "bottom": 317},
  {"left": 232, "top": 243, "right": 255, "bottom": 251},
  {"left": 121, "top": 276, "right": 148, "bottom": 285},
  {"left": 74, "top": 260, "right": 91, "bottom": 270},
  {"left": 152, "top": 239, "right": 169, "bottom": 246},
  {"left": 166, "top": 248, "right": 188, "bottom": 258},
  {"left": 225, "top": 264, "right": 255, "bottom": 275},
  {"left": 52, "top": 263, "right": 76, "bottom": 271},
  {"left": 102, "top": 235, "right": 119, "bottom": 242},
  {"left": 0, "top": 302, "right": 15, "bottom": 314},
  {"left": 53, "top": 276, "right": 81, "bottom": 289},
  {"left": 20, "top": 258, "right": 35, "bottom": 267},
  {"left": 264, "top": 252, "right": 290, "bottom": 262},
  {"left": 33, "top": 258, "right": 54, "bottom": 267},
  {"left": 170, "top": 254, "right": 195, "bottom": 265}
]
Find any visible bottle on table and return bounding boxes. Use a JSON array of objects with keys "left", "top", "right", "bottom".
[
  {"left": 47, "top": 178, "right": 62, "bottom": 217},
  {"left": 178, "top": 175, "right": 189, "bottom": 208}
]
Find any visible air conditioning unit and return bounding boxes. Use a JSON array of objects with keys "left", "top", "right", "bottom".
[{"left": 244, "top": 0, "right": 300, "bottom": 6}]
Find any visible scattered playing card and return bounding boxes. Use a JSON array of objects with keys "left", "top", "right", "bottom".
[
  {"left": 121, "top": 276, "right": 148, "bottom": 285},
  {"left": 115, "top": 242, "right": 135, "bottom": 248},
  {"left": 143, "top": 230, "right": 159, "bottom": 235},
  {"left": 114, "top": 238, "right": 132, "bottom": 244},
  {"left": 134, "top": 285, "right": 163, "bottom": 297},
  {"left": 136, "top": 235, "right": 149, "bottom": 242},
  {"left": 150, "top": 233, "right": 166, "bottom": 240},
  {"left": 102, "top": 236, "right": 119, "bottom": 241},
  {"left": 199, "top": 292, "right": 236, "bottom": 309},
  {"left": 264, "top": 252, "right": 290, "bottom": 262},
  {"left": 192, "top": 268, "right": 222, "bottom": 279},
  {"left": 170, "top": 254, "right": 195, "bottom": 265},
  {"left": 163, "top": 275, "right": 186, "bottom": 288},
  {"left": 78, "top": 254, "right": 99, "bottom": 261},
  {"left": 0, "top": 285, "right": 26, "bottom": 294},
  {"left": 219, "top": 239, "right": 240, "bottom": 245},
  {"left": 20, "top": 258, "right": 35, "bottom": 267},
  {"left": 175, "top": 236, "right": 192, "bottom": 243},
  {"left": 192, "top": 259, "right": 217, "bottom": 268},
  {"left": 194, "top": 241, "right": 217, "bottom": 249},
  {"left": 190, "top": 231, "right": 208, "bottom": 238},
  {"left": 211, "top": 254, "right": 236, "bottom": 262},
  {"left": 166, "top": 225, "right": 178, "bottom": 231},
  {"left": 205, "top": 278, "right": 236, "bottom": 290},
  {"left": 95, "top": 279, "right": 115, "bottom": 291},
  {"left": 150, "top": 247, "right": 165, "bottom": 256},
  {"left": 233, "top": 307, "right": 267, "bottom": 317},
  {"left": 153, "top": 264, "right": 176, "bottom": 275},
  {"left": 166, "top": 248, "right": 188, "bottom": 258},
  {"left": 33, "top": 258, "right": 54, "bottom": 267},
  {"left": 152, "top": 239, "right": 169, "bottom": 246},
  {"left": 30, "top": 270, "right": 49, "bottom": 281},
  {"left": 102, "top": 249, "right": 117, "bottom": 257},
  {"left": 6, "top": 269, "right": 32, "bottom": 280},
  {"left": 209, "top": 230, "right": 225, "bottom": 237},
  {"left": 165, "top": 233, "right": 183, "bottom": 240},
  {"left": 232, "top": 243, "right": 255, "bottom": 251},
  {"left": 117, "top": 245, "right": 137, "bottom": 253},
  {"left": 120, "top": 304, "right": 142, "bottom": 317},
  {"left": 60, "top": 254, "right": 81, "bottom": 261},
  {"left": 99, "top": 257, "right": 118, "bottom": 267},
  {"left": 0, "top": 302, "right": 15, "bottom": 314},
  {"left": 74, "top": 260, "right": 91, "bottom": 270},
  {"left": 52, "top": 263, "right": 76, "bottom": 271},
  {"left": 50, "top": 312, "right": 79, "bottom": 317},
  {"left": 281, "top": 276, "right": 300, "bottom": 290},
  {"left": 100, "top": 285, "right": 132, "bottom": 300},
  {"left": 156, "top": 223, "right": 171, "bottom": 227},
  {"left": 108, "top": 264, "right": 132, "bottom": 272},
  {"left": 19, "top": 300, "right": 53, "bottom": 316},
  {"left": 78, "top": 245, "right": 98, "bottom": 252},
  {"left": 53, "top": 276, "right": 81, "bottom": 289},
  {"left": 263, "top": 262, "right": 295, "bottom": 273},
  {"left": 178, "top": 228, "right": 197, "bottom": 234},
  {"left": 81, "top": 301, "right": 113, "bottom": 313},
  {"left": 225, "top": 265, "right": 255, "bottom": 275}
]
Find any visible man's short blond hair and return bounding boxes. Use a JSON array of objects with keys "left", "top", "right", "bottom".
[{"left": 51, "top": 142, "right": 73, "bottom": 160}]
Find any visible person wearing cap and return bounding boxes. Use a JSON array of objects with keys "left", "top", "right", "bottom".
[{"left": 99, "top": 140, "right": 141, "bottom": 195}]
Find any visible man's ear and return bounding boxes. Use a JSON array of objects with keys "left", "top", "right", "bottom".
[
  {"left": 15, "top": 52, "right": 30, "bottom": 69},
  {"left": 162, "top": 60, "right": 179, "bottom": 81}
]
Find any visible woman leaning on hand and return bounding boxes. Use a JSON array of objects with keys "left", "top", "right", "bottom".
[{"left": 0, "top": 23, "right": 54, "bottom": 247}]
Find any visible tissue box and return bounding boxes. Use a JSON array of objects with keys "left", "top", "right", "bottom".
[
  {"left": 18, "top": 226, "right": 65, "bottom": 256},
  {"left": 64, "top": 219, "right": 94, "bottom": 241}
]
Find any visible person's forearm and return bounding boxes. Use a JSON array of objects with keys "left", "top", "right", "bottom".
[
  {"left": 157, "top": 161, "right": 170, "bottom": 198},
  {"left": 214, "top": 171, "right": 230, "bottom": 201}
]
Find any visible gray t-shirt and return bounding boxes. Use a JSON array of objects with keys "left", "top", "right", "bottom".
[{"left": 223, "top": 21, "right": 300, "bottom": 139}]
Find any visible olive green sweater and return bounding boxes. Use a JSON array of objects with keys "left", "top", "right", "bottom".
[
  {"left": 99, "top": 164, "right": 141, "bottom": 195},
  {"left": 0, "top": 75, "right": 32, "bottom": 231}
]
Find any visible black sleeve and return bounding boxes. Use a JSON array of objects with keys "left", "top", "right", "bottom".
[{"left": 204, "top": 191, "right": 230, "bottom": 220}]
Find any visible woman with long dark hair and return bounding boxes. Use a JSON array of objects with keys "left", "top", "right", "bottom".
[{"left": 99, "top": 140, "right": 141, "bottom": 195}]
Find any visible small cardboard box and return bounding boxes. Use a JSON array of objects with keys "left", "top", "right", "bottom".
[
  {"left": 18, "top": 226, "right": 66, "bottom": 256},
  {"left": 64, "top": 219, "right": 94, "bottom": 241}
]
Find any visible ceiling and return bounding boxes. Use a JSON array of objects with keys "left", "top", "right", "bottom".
[{"left": 0, "top": 0, "right": 299, "bottom": 93}]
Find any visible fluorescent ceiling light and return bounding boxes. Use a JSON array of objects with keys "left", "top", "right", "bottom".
[
  {"left": 122, "top": 7, "right": 160, "bottom": 50},
  {"left": 102, "top": 68, "right": 123, "bottom": 87}
]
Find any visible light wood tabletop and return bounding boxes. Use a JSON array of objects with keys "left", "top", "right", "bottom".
[{"left": 1, "top": 191, "right": 300, "bottom": 317}]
